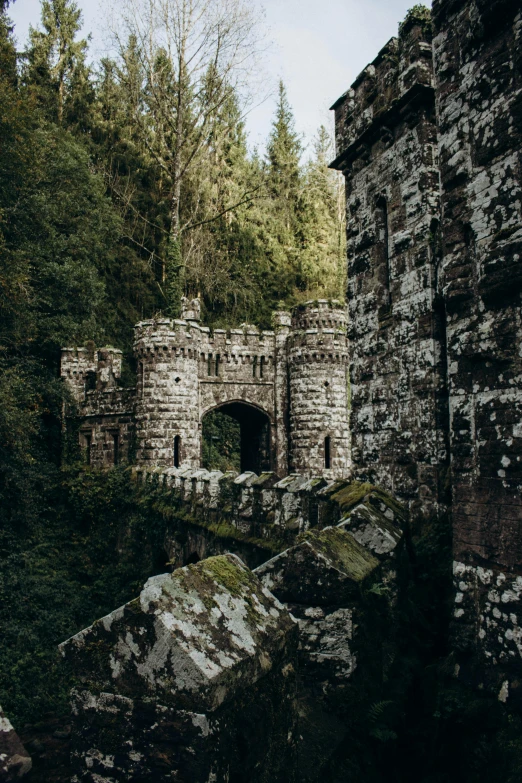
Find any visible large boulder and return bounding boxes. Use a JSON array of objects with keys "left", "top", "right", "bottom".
[{"left": 61, "top": 554, "right": 298, "bottom": 782}]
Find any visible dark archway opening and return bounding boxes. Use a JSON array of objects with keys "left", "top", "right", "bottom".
[
  {"left": 185, "top": 552, "right": 201, "bottom": 565},
  {"left": 202, "top": 402, "right": 271, "bottom": 474}
]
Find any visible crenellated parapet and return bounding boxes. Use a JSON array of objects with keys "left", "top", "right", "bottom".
[{"left": 133, "top": 466, "right": 405, "bottom": 570}]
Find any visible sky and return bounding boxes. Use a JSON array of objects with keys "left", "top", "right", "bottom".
[{"left": 9, "top": 0, "right": 430, "bottom": 156}]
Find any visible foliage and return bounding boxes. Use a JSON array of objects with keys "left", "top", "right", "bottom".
[
  {"left": 202, "top": 410, "right": 241, "bottom": 472},
  {"left": 0, "top": 467, "right": 171, "bottom": 726}
]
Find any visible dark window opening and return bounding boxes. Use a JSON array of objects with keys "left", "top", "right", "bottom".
[
  {"left": 82, "top": 432, "right": 92, "bottom": 465},
  {"left": 215, "top": 354, "right": 220, "bottom": 376},
  {"left": 174, "top": 435, "right": 181, "bottom": 468},
  {"left": 207, "top": 355, "right": 212, "bottom": 376},
  {"left": 252, "top": 356, "right": 257, "bottom": 378},
  {"left": 85, "top": 370, "right": 96, "bottom": 393},
  {"left": 259, "top": 356, "right": 264, "bottom": 378},
  {"left": 112, "top": 432, "right": 120, "bottom": 465},
  {"left": 324, "top": 436, "right": 331, "bottom": 470}
]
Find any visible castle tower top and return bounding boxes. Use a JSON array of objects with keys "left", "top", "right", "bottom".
[{"left": 291, "top": 300, "right": 347, "bottom": 333}]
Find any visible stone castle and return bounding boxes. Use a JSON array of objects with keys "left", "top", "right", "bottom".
[
  {"left": 37, "top": 1, "right": 522, "bottom": 781},
  {"left": 61, "top": 298, "right": 350, "bottom": 478}
]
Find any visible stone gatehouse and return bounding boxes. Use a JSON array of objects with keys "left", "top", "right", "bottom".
[{"left": 61, "top": 298, "right": 351, "bottom": 478}]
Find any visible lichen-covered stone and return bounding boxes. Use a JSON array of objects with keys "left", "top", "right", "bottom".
[
  {"left": 61, "top": 555, "right": 298, "bottom": 782},
  {"left": 0, "top": 705, "right": 32, "bottom": 780},
  {"left": 255, "top": 527, "right": 379, "bottom": 607}
]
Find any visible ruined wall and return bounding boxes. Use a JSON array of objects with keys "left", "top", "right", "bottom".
[
  {"left": 331, "top": 14, "right": 449, "bottom": 519},
  {"left": 432, "top": 0, "right": 522, "bottom": 699}
]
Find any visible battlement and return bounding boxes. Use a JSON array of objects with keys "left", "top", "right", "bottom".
[
  {"left": 61, "top": 345, "right": 122, "bottom": 403},
  {"left": 330, "top": 9, "right": 434, "bottom": 171}
]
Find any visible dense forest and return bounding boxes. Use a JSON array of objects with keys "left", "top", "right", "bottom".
[{"left": 1, "top": 0, "right": 522, "bottom": 781}]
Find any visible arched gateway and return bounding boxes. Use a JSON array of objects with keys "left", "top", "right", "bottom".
[{"left": 61, "top": 298, "right": 351, "bottom": 478}]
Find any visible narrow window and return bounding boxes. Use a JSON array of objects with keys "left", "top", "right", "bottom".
[
  {"left": 259, "top": 356, "right": 264, "bottom": 378},
  {"left": 376, "top": 195, "right": 391, "bottom": 307},
  {"left": 112, "top": 432, "right": 120, "bottom": 465},
  {"left": 215, "top": 354, "right": 220, "bottom": 376},
  {"left": 139, "top": 362, "right": 144, "bottom": 398},
  {"left": 174, "top": 435, "right": 181, "bottom": 468},
  {"left": 85, "top": 370, "right": 96, "bottom": 393},
  {"left": 83, "top": 432, "right": 92, "bottom": 465},
  {"left": 252, "top": 356, "right": 257, "bottom": 378},
  {"left": 207, "top": 354, "right": 212, "bottom": 376},
  {"left": 324, "top": 436, "right": 331, "bottom": 470}
]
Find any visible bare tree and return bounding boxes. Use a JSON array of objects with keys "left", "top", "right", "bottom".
[{"left": 109, "top": 0, "right": 267, "bottom": 311}]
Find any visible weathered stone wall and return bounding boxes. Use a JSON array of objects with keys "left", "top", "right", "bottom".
[
  {"left": 331, "top": 15, "right": 449, "bottom": 520},
  {"left": 79, "top": 388, "right": 135, "bottom": 468},
  {"left": 0, "top": 705, "right": 32, "bottom": 780},
  {"left": 134, "top": 466, "right": 405, "bottom": 574},
  {"left": 60, "top": 481, "right": 405, "bottom": 781},
  {"left": 432, "top": 0, "right": 522, "bottom": 699}
]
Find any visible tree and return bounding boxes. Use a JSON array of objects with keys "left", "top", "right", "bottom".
[
  {"left": 26, "top": 0, "right": 91, "bottom": 125},
  {"left": 110, "top": 0, "right": 265, "bottom": 315},
  {"left": 297, "top": 124, "right": 346, "bottom": 300}
]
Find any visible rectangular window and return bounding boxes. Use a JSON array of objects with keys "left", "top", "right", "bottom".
[
  {"left": 259, "top": 356, "right": 265, "bottom": 379},
  {"left": 112, "top": 432, "right": 120, "bottom": 465},
  {"left": 215, "top": 354, "right": 220, "bottom": 377}
]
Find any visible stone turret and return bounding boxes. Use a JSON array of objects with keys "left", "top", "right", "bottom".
[
  {"left": 134, "top": 318, "right": 202, "bottom": 468},
  {"left": 287, "top": 300, "right": 350, "bottom": 477}
]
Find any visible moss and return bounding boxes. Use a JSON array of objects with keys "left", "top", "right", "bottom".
[
  {"left": 331, "top": 481, "right": 406, "bottom": 525},
  {"left": 331, "top": 481, "right": 374, "bottom": 512},
  {"left": 300, "top": 528, "right": 379, "bottom": 582},
  {"left": 200, "top": 555, "right": 257, "bottom": 598}
]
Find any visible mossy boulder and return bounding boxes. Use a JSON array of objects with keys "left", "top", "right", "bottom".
[{"left": 60, "top": 554, "right": 297, "bottom": 712}]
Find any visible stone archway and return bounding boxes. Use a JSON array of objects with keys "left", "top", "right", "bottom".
[{"left": 201, "top": 401, "right": 272, "bottom": 474}]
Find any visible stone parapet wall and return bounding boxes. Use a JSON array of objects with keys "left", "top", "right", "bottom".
[{"left": 133, "top": 467, "right": 405, "bottom": 571}]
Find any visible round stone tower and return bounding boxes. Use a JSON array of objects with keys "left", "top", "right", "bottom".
[
  {"left": 134, "top": 315, "right": 201, "bottom": 468},
  {"left": 287, "top": 300, "right": 350, "bottom": 478}
]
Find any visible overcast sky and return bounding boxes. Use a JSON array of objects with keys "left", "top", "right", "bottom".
[{"left": 9, "top": 0, "right": 430, "bottom": 156}]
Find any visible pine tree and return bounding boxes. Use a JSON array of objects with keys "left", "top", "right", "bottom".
[
  {"left": 25, "top": 0, "right": 90, "bottom": 125},
  {"left": 297, "top": 124, "right": 346, "bottom": 300}
]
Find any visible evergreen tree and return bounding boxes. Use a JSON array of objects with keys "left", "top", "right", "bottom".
[
  {"left": 25, "top": 0, "right": 91, "bottom": 126},
  {"left": 298, "top": 124, "right": 346, "bottom": 300}
]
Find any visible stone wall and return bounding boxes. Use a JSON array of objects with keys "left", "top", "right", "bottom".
[
  {"left": 332, "top": 0, "right": 522, "bottom": 696},
  {"left": 60, "top": 554, "right": 299, "bottom": 783},
  {"left": 432, "top": 0, "right": 522, "bottom": 699},
  {"left": 331, "top": 13, "right": 449, "bottom": 521}
]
